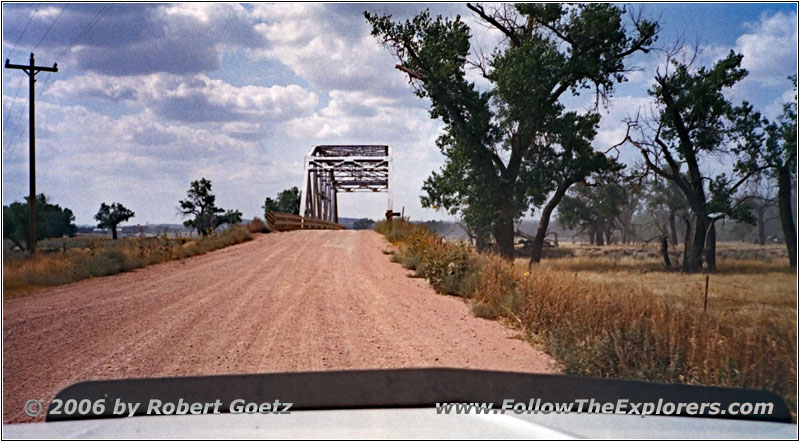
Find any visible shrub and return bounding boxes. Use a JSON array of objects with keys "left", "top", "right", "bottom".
[
  {"left": 377, "top": 220, "right": 796, "bottom": 413},
  {"left": 247, "top": 217, "right": 269, "bottom": 234},
  {"left": 377, "top": 220, "right": 477, "bottom": 297}
]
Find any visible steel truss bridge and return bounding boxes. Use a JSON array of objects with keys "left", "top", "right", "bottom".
[{"left": 299, "top": 145, "right": 392, "bottom": 224}]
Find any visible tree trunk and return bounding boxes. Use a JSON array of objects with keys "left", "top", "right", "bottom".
[
  {"left": 682, "top": 216, "right": 693, "bottom": 270},
  {"left": 529, "top": 182, "right": 572, "bottom": 265},
  {"left": 111, "top": 225, "right": 118, "bottom": 240},
  {"left": 618, "top": 203, "right": 636, "bottom": 244},
  {"left": 595, "top": 225, "right": 605, "bottom": 246},
  {"left": 588, "top": 224, "right": 597, "bottom": 245},
  {"left": 660, "top": 235, "right": 671, "bottom": 269},
  {"left": 493, "top": 218, "right": 515, "bottom": 259},
  {"left": 756, "top": 205, "right": 766, "bottom": 245},
  {"left": 704, "top": 221, "right": 716, "bottom": 273},
  {"left": 492, "top": 184, "right": 517, "bottom": 259},
  {"left": 604, "top": 227, "right": 613, "bottom": 245},
  {"left": 668, "top": 210, "right": 678, "bottom": 246},
  {"left": 475, "top": 234, "right": 490, "bottom": 253},
  {"left": 777, "top": 164, "right": 797, "bottom": 266},
  {"left": 683, "top": 215, "right": 706, "bottom": 273}
]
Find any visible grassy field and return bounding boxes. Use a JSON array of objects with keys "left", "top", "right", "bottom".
[
  {"left": 378, "top": 220, "right": 797, "bottom": 415},
  {"left": 521, "top": 242, "right": 796, "bottom": 328},
  {"left": 2, "top": 219, "right": 268, "bottom": 297}
]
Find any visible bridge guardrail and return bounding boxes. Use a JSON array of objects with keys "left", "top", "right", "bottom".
[{"left": 266, "top": 211, "right": 346, "bottom": 231}]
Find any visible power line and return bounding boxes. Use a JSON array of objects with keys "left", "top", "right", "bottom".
[
  {"left": 57, "top": 4, "right": 111, "bottom": 59},
  {"left": 31, "top": 7, "right": 64, "bottom": 53},
  {"left": 36, "top": 74, "right": 53, "bottom": 101},
  {"left": 3, "top": 77, "right": 25, "bottom": 128},
  {"left": 4, "top": 7, "right": 41, "bottom": 130},
  {"left": 4, "top": 102, "right": 28, "bottom": 154},
  {"left": 7, "top": 4, "right": 112, "bottom": 121},
  {"left": 8, "top": 6, "right": 39, "bottom": 53},
  {"left": 35, "top": 5, "right": 113, "bottom": 103},
  {"left": 4, "top": 7, "right": 57, "bottom": 150},
  {"left": 6, "top": 4, "right": 114, "bottom": 150}
]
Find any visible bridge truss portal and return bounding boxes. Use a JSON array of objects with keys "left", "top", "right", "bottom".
[{"left": 299, "top": 145, "right": 392, "bottom": 223}]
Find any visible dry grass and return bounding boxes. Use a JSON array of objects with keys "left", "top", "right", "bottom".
[
  {"left": 377, "top": 220, "right": 797, "bottom": 414},
  {"left": 527, "top": 242, "right": 795, "bottom": 328},
  {"left": 3, "top": 227, "right": 253, "bottom": 297}
]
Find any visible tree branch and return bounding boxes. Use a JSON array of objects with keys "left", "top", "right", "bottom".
[
  {"left": 395, "top": 64, "right": 426, "bottom": 81},
  {"left": 728, "top": 165, "right": 772, "bottom": 195},
  {"left": 467, "top": 3, "right": 521, "bottom": 46}
]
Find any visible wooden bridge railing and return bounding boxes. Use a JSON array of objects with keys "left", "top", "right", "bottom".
[{"left": 266, "top": 211, "right": 346, "bottom": 232}]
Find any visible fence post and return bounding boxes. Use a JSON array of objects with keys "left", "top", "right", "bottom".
[{"left": 703, "top": 275, "right": 709, "bottom": 313}]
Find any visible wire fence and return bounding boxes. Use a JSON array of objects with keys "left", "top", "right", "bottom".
[{"left": 573, "top": 274, "right": 796, "bottom": 314}]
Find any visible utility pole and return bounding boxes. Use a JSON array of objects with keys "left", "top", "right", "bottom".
[{"left": 5, "top": 53, "right": 58, "bottom": 254}]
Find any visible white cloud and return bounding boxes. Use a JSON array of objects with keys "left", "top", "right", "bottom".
[
  {"left": 285, "top": 89, "right": 438, "bottom": 142},
  {"left": 1, "top": 98, "right": 303, "bottom": 223},
  {"left": 48, "top": 74, "right": 138, "bottom": 102},
  {"left": 49, "top": 73, "right": 318, "bottom": 124},
  {"left": 738, "top": 12, "right": 798, "bottom": 87},
  {"left": 252, "top": 3, "right": 415, "bottom": 98}
]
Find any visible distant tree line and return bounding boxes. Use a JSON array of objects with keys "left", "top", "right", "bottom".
[
  {"left": 352, "top": 218, "right": 375, "bottom": 230},
  {"left": 3, "top": 194, "right": 77, "bottom": 250},
  {"left": 4, "top": 178, "right": 247, "bottom": 251}
]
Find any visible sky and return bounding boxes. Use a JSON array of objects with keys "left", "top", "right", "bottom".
[{"left": 1, "top": 3, "right": 797, "bottom": 226}]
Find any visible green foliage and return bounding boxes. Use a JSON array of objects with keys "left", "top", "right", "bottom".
[
  {"left": 3, "top": 194, "right": 77, "bottom": 250},
  {"left": 654, "top": 51, "right": 750, "bottom": 155},
  {"left": 632, "top": 51, "right": 775, "bottom": 270},
  {"left": 179, "top": 178, "right": 240, "bottom": 236},
  {"left": 558, "top": 181, "right": 626, "bottom": 231},
  {"left": 219, "top": 209, "right": 243, "bottom": 227},
  {"left": 645, "top": 51, "right": 768, "bottom": 217},
  {"left": 708, "top": 175, "right": 756, "bottom": 225},
  {"left": 646, "top": 176, "right": 686, "bottom": 213},
  {"left": 263, "top": 186, "right": 301, "bottom": 216},
  {"left": 366, "top": 4, "right": 656, "bottom": 257},
  {"left": 94, "top": 202, "right": 135, "bottom": 239}
]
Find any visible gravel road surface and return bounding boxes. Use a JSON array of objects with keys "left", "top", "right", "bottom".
[{"left": 3, "top": 230, "right": 554, "bottom": 423}]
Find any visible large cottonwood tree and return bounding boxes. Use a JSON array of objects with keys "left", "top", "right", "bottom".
[
  {"left": 764, "top": 77, "right": 797, "bottom": 266},
  {"left": 366, "top": 3, "right": 657, "bottom": 261},
  {"left": 626, "top": 51, "right": 769, "bottom": 272}
]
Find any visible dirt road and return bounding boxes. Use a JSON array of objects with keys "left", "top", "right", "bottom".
[{"left": 3, "top": 230, "right": 554, "bottom": 423}]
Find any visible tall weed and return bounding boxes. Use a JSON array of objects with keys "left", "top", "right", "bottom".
[{"left": 376, "top": 220, "right": 796, "bottom": 412}]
